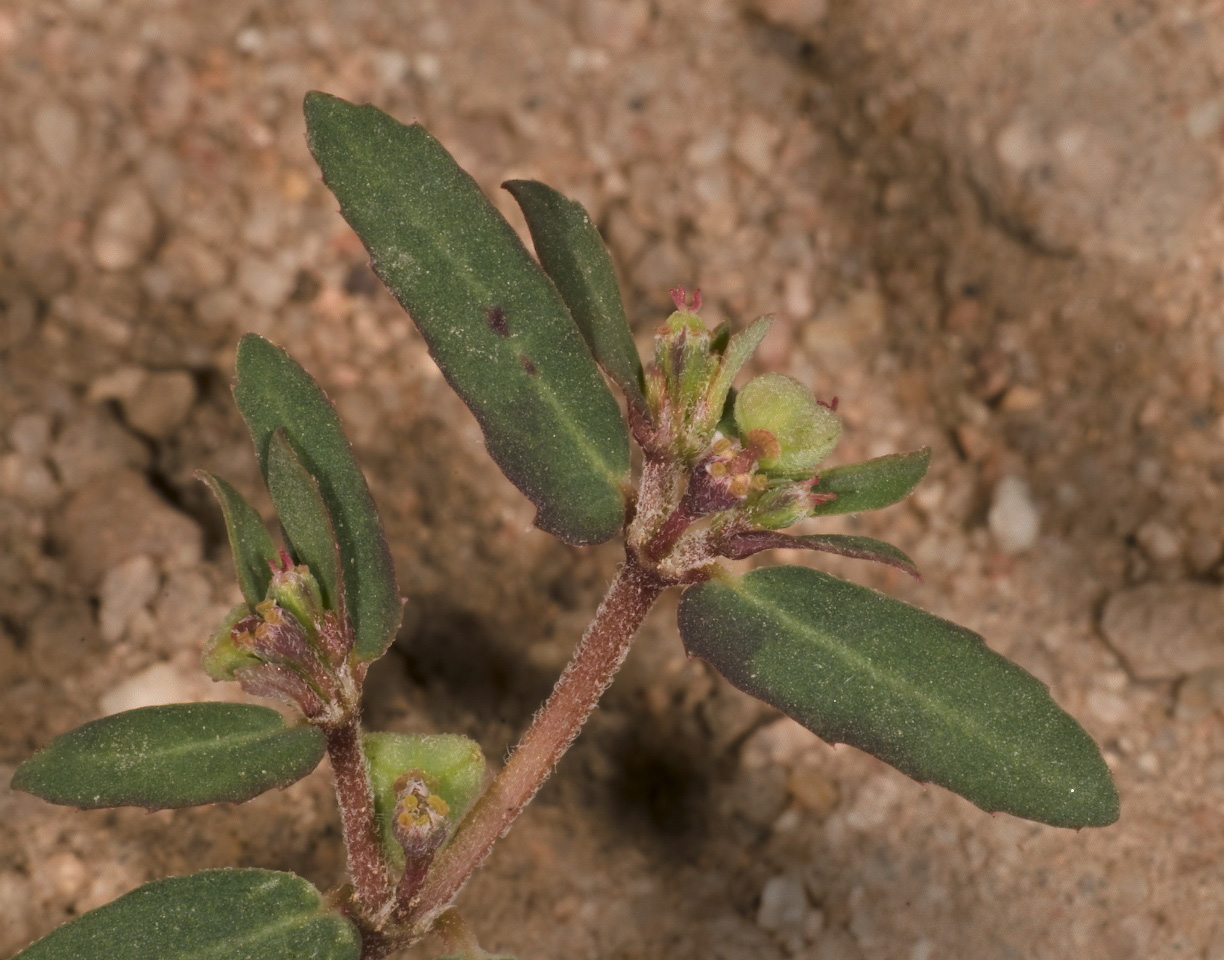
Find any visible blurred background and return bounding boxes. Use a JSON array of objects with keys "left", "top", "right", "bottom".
[{"left": 2, "top": 1, "right": 1223, "bottom": 957}]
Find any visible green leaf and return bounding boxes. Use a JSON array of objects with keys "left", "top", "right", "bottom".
[
  {"left": 719, "top": 532, "right": 921, "bottom": 580},
  {"left": 304, "top": 92, "right": 630, "bottom": 545},
  {"left": 234, "top": 333, "right": 401, "bottom": 662},
  {"left": 708, "top": 315, "right": 772, "bottom": 418},
  {"left": 13, "top": 869, "right": 360, "bottom": 960},
  {"left": 364, "top": 732, "right": 486, "bottom": 869},
  {"left": 810, "top": 448, "right": 931, "bottom": 516},
  {"left": 677, "top": 566, "right": 1119, "bottom": 828},
  {"left": 196, "top": 473, "right": 280, "bottom": 610},
  {"left": 267, "top": 429, "right": 343, "bottom": 612},
  {"left": 12, "top": 703, "right": 326, "bottom": 809},
  {"left": 504, "top": 179, "right": 645, "bottom": 412}
]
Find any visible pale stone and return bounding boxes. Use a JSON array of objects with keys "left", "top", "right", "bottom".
[
  {"left": 1102, "top": 583, "right": 1224, "bottom": 680},
  {"left": 121, "top": 370, "right": 196, "bottom": 439},
  {"left": 92, "top": 183, "right": 157, "bottom": 271},
  {"left": 988, "top": 475, "right": 1040, "bottom": 553},
  {"left": 98, "top": 555, "right": 160, "bottom": 642}
]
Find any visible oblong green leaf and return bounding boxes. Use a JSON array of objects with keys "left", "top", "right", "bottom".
[
  {"left": 304, "top": 92, "right": 630, "bottom": 545},
  {"left": 708, "top": 315, "right": 772, "bottom": 418},
  {"left": 504, "top": 180, "right": 645, "bottom": 412},
  {"left": 678, "top": 566, "right": 1118, "bottom": 828},
  {"left": 719, "top": 532, "right": 921, "bottom": 580},
  {"left": 810, "top": 447, "right": 931, "bottom": 516},
  {"left": 197, "top": 473, "right": 280, "bottom": 609},
  {"left": 234, "top": 333, "right": 401, "bottom": 661},
  {"left": 13, "top": 869, "right": 360, "bottom": 960},
  {"left": 364, "top": 731, "right": 486, "bottom": 869},
  {"left": 12, "top": 703, "right": 326, "bottom": 809},
  {"left": 267, "top": 429, "right": 342, "bottom": 612}
]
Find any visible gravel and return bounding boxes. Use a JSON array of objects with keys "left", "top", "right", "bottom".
[
  {"left": 97, "top": 554, "right": 160, "bottom": 643},
  {"left": 91, "top": 182, "right": 159, "bottom": 272},
  {"left": 1101, "top": 583, "right": 1224, "bottom": 680},
  {"left": 57, "top": 468, "right": 203, "bottom": 586},
  {"left": 987, "top": 474, "right": 1040, "bottom": 553},
  {"left": 121, "top": 370, "right": 197, "bottom": 439}
]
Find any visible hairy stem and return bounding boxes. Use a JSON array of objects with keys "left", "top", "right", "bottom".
[
  {"left": 327, "top": 719, "right": 392, "bottom": 920},
  {"left": 403, "top": 552, "right": 666, "bottom": 928}
]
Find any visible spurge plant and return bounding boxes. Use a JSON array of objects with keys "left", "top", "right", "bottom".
[{"left": 10, "top": 93, "right": 1119, "bottom": 960}]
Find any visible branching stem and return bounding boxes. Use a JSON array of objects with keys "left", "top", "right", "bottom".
[
  {"left": 326, "top": 718, "right": 392, "bottom": 920},
  {"left": 402, "top": 551, "right": 667, "bottom": 930}
]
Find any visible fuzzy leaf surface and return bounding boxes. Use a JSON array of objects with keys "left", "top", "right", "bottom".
[
  {"left": 810, "top": 448, "right": 931, "bottom": 516},
  {"left": 305, "top": 93, "right": 630, "bottom": 545},
  {"left": 720, "top": 532, "right": 921, "bottom": 579},
  {"left": 708, "top": 315, "right": 772, "bottom": 417},
  {"left": 678, "top": 566, "right": 1119, "bottom": 828},
  {"left": 13, "top": 869, "right": 359, "bottom": 960},
  {"left": 11, "top": 703, "right": 326, "bottom": 809},
  {"left": 234, "top": 333, "right": 401, "bottom": 661},
  {"left": 504, "top": 179, "right": 645, "bottom": 412},
  {"left": 364, "top": 732, "right": 486, "bottom": 869},
  {"left": 197, "top": 473, "right": 280, "bottom": 609},
  {"left": 267, "top": 429, "right": 343, "bottom": 611}
]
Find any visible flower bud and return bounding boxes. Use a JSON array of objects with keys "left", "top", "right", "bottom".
[
  {"left": 392, "top": 770, "right": 451, "bottom": 861},
  {"left": 201, "top": 603, "right": 261, "bottom": 681},
  {"left": 733, "top": 373, "right": 841, "bottom": 477},
  {"left": 266, "top": 562, "right": 326, "bottom": 639}
]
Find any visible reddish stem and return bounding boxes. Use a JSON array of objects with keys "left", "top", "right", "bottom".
[
  {"left": 326, "top": 720, "right": 392, "bottom": 919},
  {"left": 403, "top": 553, "right": 666, "bottom": 929}
]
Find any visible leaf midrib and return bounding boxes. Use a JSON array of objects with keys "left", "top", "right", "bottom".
[
  {"left": 729, "top": 581, "right": 1078, "bottom": 798},
  {"left": 89, "top": 723, "right": 306, "bottom": 772},
  {"left": 370, "top": 202, "right": 625, "bottom": 490}
]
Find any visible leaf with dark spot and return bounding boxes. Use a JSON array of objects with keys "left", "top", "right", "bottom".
[
  {"left": 485, "top": 306, "right": 510, "bottom": 337},
  {"left": 504, "top": 179, "right": 645, "bottom": 412},
  {"left": 305, "top": 93, "right": 630, "bottom": 545}
]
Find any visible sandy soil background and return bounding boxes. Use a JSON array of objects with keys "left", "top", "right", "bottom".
[{"left": 3, "top": 1, "right": 1224, "bottom": 957}]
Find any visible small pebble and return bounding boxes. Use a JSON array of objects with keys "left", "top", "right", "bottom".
[
  {"left": 121, "top": 370, "right": 196, "bottom": 439},
  {"left": 6, "top": 412, "right": 52, "bottom": 456},
  {"left": 740, "top": 717, "right": 816, "bottom": 770},
  {"left": 805, "top": 929, "right": 865, "bottom": 960},
  {"left": 98, "top": 661, "right": 212, "bottom": 715},
  {"left": 98, "top": 554, "right": 160, "bottom": 643},
  {"left": 91, "top": 183, "right": 157, "bottom": 271},
  {"left": 1134, "top": 519, "right": 1182, "bottom": 565},
  {"left": 757, "top": 872, "right": 809, "bottom": 949},
  {"left": 1101, "top": 583, "right": 1224, "bottom": 680},
  {"left": 733, "top": 115, "right": 783, "bottom": 179},
  {"left": 238, "top": 253, "right": 297, "bottom": 309},
  {"left": 0, "top": 454, "right": 59, "bottom": 507},
  {"left": 32, "top": 101, "right": 82, "bottom": 169},
  {"left": 49, "top": 407, "right": 150, "bottom": 491},
  {"left": 787, "top": 763, "right": 841, "bottom": 817},
  {"left": 987, "top": 475, "right": 1040, "bottom": 553},
  {"left": 747, "top": 0, "right": 829, "bottom": 31},
  {"left": 58, "top": 468, "right": 203, "bottom": 585},
  {"left": 1174, "top": 668, "right": 1224, "bottom": 722}
]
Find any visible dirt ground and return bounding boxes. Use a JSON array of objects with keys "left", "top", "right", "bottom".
[{"left": 3, "top": 0, "right": 1224, "bottom": 957}]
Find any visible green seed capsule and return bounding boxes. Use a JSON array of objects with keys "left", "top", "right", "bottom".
[{"left": 733, "top": 372, "right": 841, "bottom": 477}]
